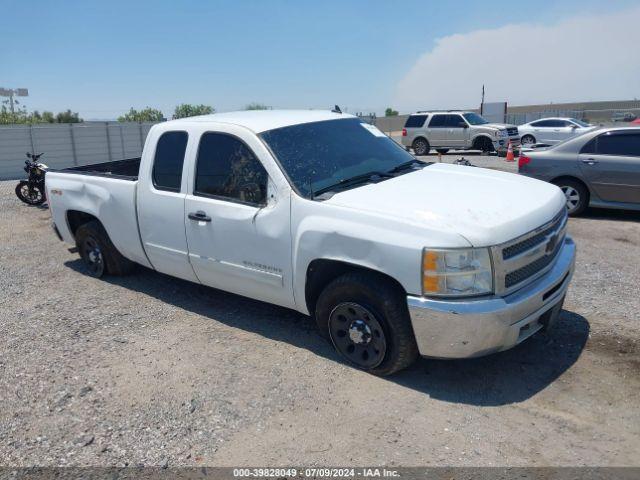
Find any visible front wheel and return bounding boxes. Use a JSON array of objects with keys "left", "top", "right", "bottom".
[
  {"left": 315, "top": 272, "right": 419, "bottom": 376},
  {"left": 15, "top": 181, "right": 45, "bottom": 205},
  {"left": 474, "top": 137, "right": 495, "bottom": 154}
]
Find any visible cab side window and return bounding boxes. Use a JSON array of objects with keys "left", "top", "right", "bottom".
[
  {"left": 195, "top": 132, "right": 268, "bottom": 206},
  {"left": 152, "top": 131, "right": 189, "bottom": 192},
  {"left": 596, "top": 133, "right": 640, "bottom": 157}
]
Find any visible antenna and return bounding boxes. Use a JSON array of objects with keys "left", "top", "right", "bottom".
[{"left": 331, "top": 105, "right": 342, "bottom": 114}]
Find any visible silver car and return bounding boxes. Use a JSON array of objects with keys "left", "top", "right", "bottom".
[
  {"left": 401, "top": 111, "right": 520, "bottom": 155},
  {"left": 518, "top": 127, "right": 640, "bottom": 215},
  {"left": 518, "top": 117, "right": 597, "bottom": 146}
]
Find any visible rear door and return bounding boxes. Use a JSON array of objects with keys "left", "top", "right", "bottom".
[
  {"left": 183, "top": 127, "right": 294, "bottom": 308},
  {"left": 578, "top": 130, "right": 640, "bottom": 204},
  {"left": 427, "top": 114, "right": 447, "bottom": 146},
  {"left": 529, "top": 119, "right": 556, "bottom": 143},
  {"left": 137, "top": 129, "right": 199, "bottom": 282}
]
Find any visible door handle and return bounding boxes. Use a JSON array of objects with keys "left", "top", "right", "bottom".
[
  {"left": 581, "top": 158, "right": 598, "bottom": 165},
  {"left": 188, "top": 211, "right": 212, "bottom": 222}
]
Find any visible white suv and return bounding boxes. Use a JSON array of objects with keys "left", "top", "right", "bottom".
[{"left": 401, "top": 111, "right": 520, "bottom": 155}]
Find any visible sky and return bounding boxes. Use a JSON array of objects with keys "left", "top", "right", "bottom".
[{"left": 1, "top": 0, "right": 638, "bottom": 120}]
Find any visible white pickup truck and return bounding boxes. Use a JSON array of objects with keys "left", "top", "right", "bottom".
[{"left": 46, "top": 110, "right": 576, "bottom": 375}]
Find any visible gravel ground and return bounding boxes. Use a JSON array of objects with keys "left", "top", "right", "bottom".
[{"left": 0, "top": 174, "right": 638, "bottom": 468}]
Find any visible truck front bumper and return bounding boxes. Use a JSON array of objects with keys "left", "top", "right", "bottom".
[{"left": 407, "top": 236, "right": 576, "bottom": 358}]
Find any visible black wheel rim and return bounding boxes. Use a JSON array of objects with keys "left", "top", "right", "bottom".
[
  {"left": 328, "top": 302, "right": 387, "bottom": 369},
  {"left": 20, "top": 185, "right": 42, "bottom": 204},
  {"left": 82, "top": 236, "right": 104, "bottom": 276}
]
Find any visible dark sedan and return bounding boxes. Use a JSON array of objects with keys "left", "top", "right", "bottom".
[{"left": 518, "top": 127, "right": 640, "bottom": 215}]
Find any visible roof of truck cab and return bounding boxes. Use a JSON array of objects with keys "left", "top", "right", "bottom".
[{"left": 169, "top": 110, "right": 356, "bottom": 133}]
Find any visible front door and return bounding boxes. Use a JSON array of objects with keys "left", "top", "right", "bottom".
[
  {"left": 184, "top": 130, "right": 294, "bottom": 308},
  {"left": 578, "top": 131, "right": 640, "bottom": 204},
  {"left": 445, "top": 114, "right": 469, "bottom": 147}
]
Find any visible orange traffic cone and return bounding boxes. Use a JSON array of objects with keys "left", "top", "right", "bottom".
[{"left": 505, "top": 140, "right": 515, "bottom": 162}]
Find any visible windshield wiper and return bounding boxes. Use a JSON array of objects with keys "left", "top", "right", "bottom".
[
  {"left": 387, "top": 158, "right": 427, "bottom": 174},
  {"left": 312, "top": 171, "right": 394, "bottom": 198}
]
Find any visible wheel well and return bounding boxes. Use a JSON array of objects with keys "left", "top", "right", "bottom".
[
  {"left": 472, "top": 135, "right": 493, "bottom": 149},
  {"left": 550, "top": 175, "right": 591, "bottom": 197},
  {"left": 66, "top": 210, "right": 100, "bottom": 237},
  {"left": 412, "top": 136, "right": 429, "bottom": 146},
  {"left": 304, "top": 259, "right": 406, "bottom": 315}
]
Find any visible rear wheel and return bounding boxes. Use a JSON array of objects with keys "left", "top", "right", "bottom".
[
  {"left": 315, "top": 271, "right": 419, "bottom": 376},
  {"left": 75, "top": 220, "right": 135, "bottom": 278},
  {"left": 554, "top": 179, "right": 588, "bottom": 216},
  {"left": 435, "top": 148, "right": 449, "bottom": 154},
  {"left": 412, "top": 138, "right": 430, "bottom": 156},
  {"left": 521, "top": 134, "right": 536, "bottom": 146}
]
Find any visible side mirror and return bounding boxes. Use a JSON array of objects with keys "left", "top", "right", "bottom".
[
  {"left": 459, "top": 122, "right": 469, "bottom": 128},
  {"left": 571, "top": 124, "right": 579, "bottom": 129}
]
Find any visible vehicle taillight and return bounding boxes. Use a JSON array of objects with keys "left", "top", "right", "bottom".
[
  {"left": 518, "top": 155, "right": 531, "bottom": 169},
  {"left": 402, "top": 128, "right": 407, "bottom": 137}
]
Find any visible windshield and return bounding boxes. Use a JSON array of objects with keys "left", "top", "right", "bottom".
[
  {"left": 462, "top": 112, "right": 490, "bottom": 125},
  {"left": 260, "top": 118, "right": 416, "bottom": 198},
  {"left": 570, "top": 118, "right": 590, "bottom": 127}
]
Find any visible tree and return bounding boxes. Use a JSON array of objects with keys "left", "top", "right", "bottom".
[
  {"left": 173, "top": 104, "right": 214, "bottom": 119},
  {"left": 118, "top": 107, "right": 164, "bottom": 122},
  {"left": 0, "top": 106, "right": 69, "bottom": 124},
  {"left": 245, "top": 102, "right": 270, "bottom": 110},
  {"left": 55, "top": 109, "right": 82, "bottom": 123},
  {"left": 385, "top": 107, "right": 399, "bottom": 117}
]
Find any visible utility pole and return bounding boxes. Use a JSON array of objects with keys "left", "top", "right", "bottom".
[{"left": 0, "top": 87, "right": 29, "bottom": 113}]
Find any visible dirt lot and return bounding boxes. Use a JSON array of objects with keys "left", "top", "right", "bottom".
[{"left": 0, "top": 172, "right": 639, "bottom": 468}]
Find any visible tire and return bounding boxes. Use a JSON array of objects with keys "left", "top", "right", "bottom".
[
  {"left": 474, "top": 137, "right": 495, "bottom": 154},
  {"left": 315, "top": 271, "right": 419, "bottom": 376},
  {"left": 15, "top": 181, "right": 45, "bottom": 205},
  {"left": 553, "top": 179, "right": 589, "bottom": 216},
  {"left": 412, "top": 137, "right": 430, "bottom": 156},
  {"left": 521, "top": 134, "right": 536, "bottom": 146},
  {"left": 75, "top": 220, "right": 135, "bottom": 278},
  {"left": 435, "top": 148, "right": 449, "bottom": 154}
]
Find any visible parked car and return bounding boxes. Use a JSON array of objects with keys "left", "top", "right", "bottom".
[
  {"left": 401, "top": 111, "right": 520, "bottom": 155},
  {"left": 45, "top": 110, "right": 575, "bottom": 375},
  {"left": 518, "top": 118, "right": 597, "bottom": 146},
  {"left": 612, "top": 112, "right": 637, "bottom": 123},
  {"left": 518, "top": 127, "right": 640, "bottom": 215}
]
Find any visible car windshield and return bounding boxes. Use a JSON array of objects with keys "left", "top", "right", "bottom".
[
  {"left": 570, "top": 118, "right": 590, "bottom": 127},
  {"left": 260, "top": 118, "right": 417, "bottom": 198},
  {"left": 462, "top": 112, "right": 490, "bottom": 125}
]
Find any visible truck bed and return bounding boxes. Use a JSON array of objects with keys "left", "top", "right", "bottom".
[{"left": 60, "top": 157, "right": 141, "bottom": 180}]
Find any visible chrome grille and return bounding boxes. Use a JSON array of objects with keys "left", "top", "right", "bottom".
[
  {"left": 491, "top": 208, "right": 568, "bottom": 295},
  {"left": 504, "top": 232, "right": 565, "bottom": 288},
  {"left": 502, "top": 209, "right": 565, "bottom": 260},
  {"left": 506, "top": 127, "right": 519, "bottom": 136}
]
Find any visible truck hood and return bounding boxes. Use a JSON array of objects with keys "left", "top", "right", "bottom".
[{"left": 325, "top": 163, "right": 566, "bottom": 247}]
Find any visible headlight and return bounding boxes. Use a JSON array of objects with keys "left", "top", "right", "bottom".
[{"left": 422, "top": 248, "right": 493, "bottom": 297}]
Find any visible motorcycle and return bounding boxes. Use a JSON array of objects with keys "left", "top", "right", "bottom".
[{"left": 15, "top": 152, "right": 48, "bottom": 206}]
